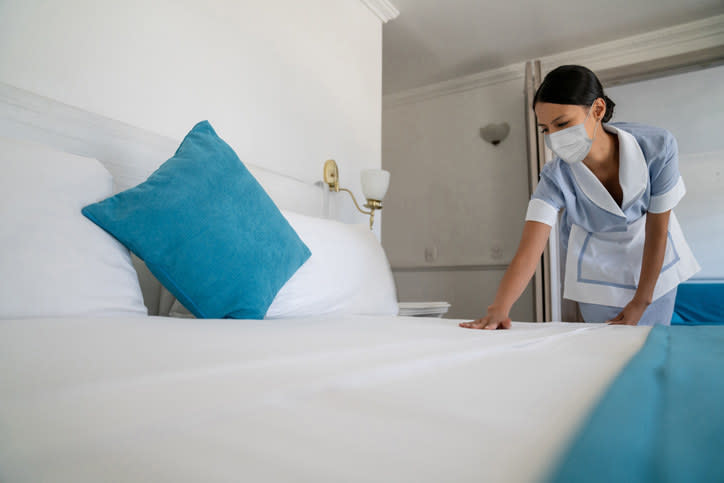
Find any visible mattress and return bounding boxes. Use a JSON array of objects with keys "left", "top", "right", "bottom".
[{"left": 0, "top": 316, "right": 650, "bottom": 482}]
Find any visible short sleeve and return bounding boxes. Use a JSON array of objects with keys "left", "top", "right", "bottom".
[
  {"left": 648, "top": 133, "right": 686, "bottom": 213},
  {"left": 526, "top": 172, "right": 564, "bottom": 226}
]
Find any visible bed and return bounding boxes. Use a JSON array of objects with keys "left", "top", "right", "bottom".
[{"left": 1, "top": 83, "right": 723, "bottom": 483}]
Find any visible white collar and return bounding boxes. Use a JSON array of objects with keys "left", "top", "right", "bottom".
[{"left": 567, "top": 124, "right": 648, "bottom": 218}]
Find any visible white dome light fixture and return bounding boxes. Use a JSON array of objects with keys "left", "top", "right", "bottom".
[
  {"left": 323, "top": 159, "right": 390, "bottom": 230},
  {"left": 480, "top": 122, "right": 510, "bottom": 146}
]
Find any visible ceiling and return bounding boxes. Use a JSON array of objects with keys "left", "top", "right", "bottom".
[{"left": 382, "top": 0, "right": 724, "bottom": 94}]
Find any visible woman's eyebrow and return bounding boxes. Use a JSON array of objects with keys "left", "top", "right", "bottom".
[{"left": 537, "top": 114, "right": 566, "bottom": 127}]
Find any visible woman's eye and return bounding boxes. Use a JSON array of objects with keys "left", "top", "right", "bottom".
[
  {"left": 539, "top": 128, "right": 548, "bottom": 134},
  {"left": 556, "top": 121, "right": 569, "bottom": 128}
]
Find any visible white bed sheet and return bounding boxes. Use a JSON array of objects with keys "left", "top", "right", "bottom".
[{"left": 0, "top": 316, "right": 650, "bottom": 483}]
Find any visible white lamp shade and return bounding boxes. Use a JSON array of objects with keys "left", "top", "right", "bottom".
[{"left": 360, "top": 169, "right": 390, "bottom": 200}]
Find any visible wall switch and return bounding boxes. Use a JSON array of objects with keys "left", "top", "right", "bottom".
[{"left": 425, "top": 245, "right": 438, "bottom": 262}]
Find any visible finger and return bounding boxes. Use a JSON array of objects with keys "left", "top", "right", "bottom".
[
  {"left": 609, "top": 317, "right": 629, "bottom": 325},
  {"left": 459, "top": 320, "right": 485, "bottom": 329},
  {"left": 485, "top": 318, "right": 511, "bottom": 330},
  {"left": 607, "top": 312, "right": 625, "bottom": 324}
]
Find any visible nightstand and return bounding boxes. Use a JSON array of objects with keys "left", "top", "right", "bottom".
[{"left": 398, "top": 301, "right": 451, "bottom": 318}]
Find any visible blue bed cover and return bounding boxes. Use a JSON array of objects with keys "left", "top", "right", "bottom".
[
  {"left": 547, "top": 325, "right": 724, "bottom": 483},
  {"left": 672, "top": 281, "right": 724, "bottom": 325}
]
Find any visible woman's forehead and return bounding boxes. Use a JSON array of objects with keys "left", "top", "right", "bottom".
[{"left": 535, "top": 102, "right": 585, "bottom": 122}]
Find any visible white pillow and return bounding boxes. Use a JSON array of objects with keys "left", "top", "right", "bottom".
[
  {"left": 0, "top": 137, "right": 147, "bottom": 318},
  {"left": 169, "top": 210, "right": 399, "bottom": 318}
]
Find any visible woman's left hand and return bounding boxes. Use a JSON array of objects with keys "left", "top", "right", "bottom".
[{"left": 607, "top": 299, "right": 649, "bottom": 325}]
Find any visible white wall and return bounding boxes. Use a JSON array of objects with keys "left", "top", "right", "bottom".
[
  {"left": 607, "top": 65, "right": 724, "bottom": 279},
  {"left": 0, "top": 0, "right": 382, "bottom": 225}
]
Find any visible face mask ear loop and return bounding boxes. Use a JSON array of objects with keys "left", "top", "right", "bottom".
[{"left": 586, "top": 101, "right": 599, "bottom": 143}]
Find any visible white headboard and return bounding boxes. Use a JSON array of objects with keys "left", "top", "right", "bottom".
[{"left": 0, "top": 82, "right": 332, "bottom": 314}]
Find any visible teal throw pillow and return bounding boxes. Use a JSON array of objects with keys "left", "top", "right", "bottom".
[{"left": 82, "top": 121, "right": 311, "bottom": 319}]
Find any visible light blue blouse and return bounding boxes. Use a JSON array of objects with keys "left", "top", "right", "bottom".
[
  {"left": 527, "top": 122, "right": 685, "bottom": 249},
  {"left": 525, "top": 122, "right": 699, "bottom": 307}
]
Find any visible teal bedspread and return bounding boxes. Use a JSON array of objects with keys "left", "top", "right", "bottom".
[
  {"left": 548, "top": 325, "right": 724, "bottom": 483},
  {"left": 672, "top": 281, "right": 724, "bottom": 325}
]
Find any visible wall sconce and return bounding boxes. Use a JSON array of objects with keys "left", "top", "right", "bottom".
[
  {"left": 480, "top": 122, "right": 510, "bottom": 146},
  {"left": 323, "top": 159, "right": 389, "bottom": 230}
]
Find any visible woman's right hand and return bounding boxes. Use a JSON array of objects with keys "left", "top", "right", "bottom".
[
  {"left": 458, "top": 221, "right": 550, "bottom": 331},
  {"left": 459, "top": 309, "right": 512, "bottom": 330}
]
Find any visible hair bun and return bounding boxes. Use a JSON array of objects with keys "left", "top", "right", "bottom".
[{"left": 602, "top": 95, "right": 615, "bottom": 122}]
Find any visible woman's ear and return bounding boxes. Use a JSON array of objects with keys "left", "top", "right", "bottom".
[{"left": 594, "top": 97, "right": 606, "bottom": 121}]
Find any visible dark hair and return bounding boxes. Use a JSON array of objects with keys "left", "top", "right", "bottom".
[{"left": 533, "top": 65, "right": 615, "bottom": 123}]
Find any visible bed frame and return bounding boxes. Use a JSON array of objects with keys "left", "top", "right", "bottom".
[{"left": 0, "top": 82, "right": 334, "bottom": 314}]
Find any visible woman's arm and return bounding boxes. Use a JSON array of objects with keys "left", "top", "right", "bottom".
[
  {"left": 609, "top": 210, "right": 671, "bottom": 325},
  {"left": 460, "top": 220, "right": 551, "bottom": 330}
]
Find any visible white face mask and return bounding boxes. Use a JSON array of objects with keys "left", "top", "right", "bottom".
[{"left": 544, "top": 103, "right": 599, "bottom": 164}]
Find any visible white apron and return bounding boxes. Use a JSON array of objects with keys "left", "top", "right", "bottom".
[{"left": 564, "top": 212, "right": 700, "bottom": 307}]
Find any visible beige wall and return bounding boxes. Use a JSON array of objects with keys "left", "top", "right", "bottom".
[
  {"left": 382, "top": 15, "right": 724, "bottom": 321},
  {"left": 393, "top": 269, "right": 534, "bottom": 321},
  {"left": 382, "top": 74, "right": 535, "bottom": 321},
  {"left": 607, "top": 64, "right": 724, "bottom": 279}
]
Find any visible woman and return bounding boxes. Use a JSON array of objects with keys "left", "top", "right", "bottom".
[{"left": 460, "top": 65, "right": 699, "bottom": 330}]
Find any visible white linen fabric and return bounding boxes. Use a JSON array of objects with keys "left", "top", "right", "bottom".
[
  {"left": 0, "top": 315, "right": 650, "bottom": 483},
  {"left": 169, "top": 210, "right": 399, "bottom": 319},
  {"left": 0, "top": 137, "right": 147, "bottom": 318}
]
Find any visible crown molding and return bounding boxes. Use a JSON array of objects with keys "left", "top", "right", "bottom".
[
  {"left": 384, "top": 14, "right": 724, "bottom": 108},
  {"left": 383, "top": 62, "right": 525, "bottom": 108},
  {"left": 538, "top": 13, "right": 724, "bottom": 75},
  {"left": 359, "top": 0, "right": 399, "bottom": 23}
]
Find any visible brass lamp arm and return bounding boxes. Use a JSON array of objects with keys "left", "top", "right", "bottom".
[
  {"left": 323, "top": 159, "right": 383, "bottom": 230},
  {"left": 338, "top": 187, "right": 373, "bottom": 216}
]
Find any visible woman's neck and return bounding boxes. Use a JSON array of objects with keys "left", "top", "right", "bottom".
[{"left": 584, "top": 126, "right": 618, "bottom": 169}]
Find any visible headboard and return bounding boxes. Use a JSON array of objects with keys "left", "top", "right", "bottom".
[{"left": 0, "top": 82, "right": 332, "bottom": 314}]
